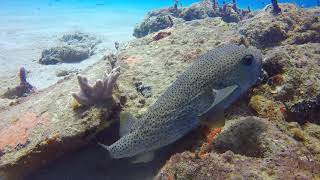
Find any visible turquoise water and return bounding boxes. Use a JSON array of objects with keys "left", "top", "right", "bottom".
[{"left": 0, "top": 0, "right": 317, "bottom": 12}]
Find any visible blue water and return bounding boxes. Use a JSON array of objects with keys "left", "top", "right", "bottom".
[
  {"left": 0, "top": 0, "right": 318, "bottom": 13},
  {"left": 0, "top": 0, "right": 317, "bottom": 10}
]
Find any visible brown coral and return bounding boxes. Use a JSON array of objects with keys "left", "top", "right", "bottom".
[{"left": 72, "top": 67, "right": 120, "bottom": 106}]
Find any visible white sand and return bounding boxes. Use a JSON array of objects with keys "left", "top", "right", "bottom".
[{"left": 0, "top": 4, "right": 145, "bottom": 92}]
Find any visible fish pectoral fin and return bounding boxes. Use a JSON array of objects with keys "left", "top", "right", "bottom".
[
  {"left": 130, "top": 151, "right": 155, "bottom": 164},
  {"left": 120, "top": 111, "right": 137, "bottom": 137},
  {"left": 200, "top": 85, "right": 239, "bottom": 117}
]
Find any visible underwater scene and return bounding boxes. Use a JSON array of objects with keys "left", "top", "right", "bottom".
[{"left": 0, "top": 0, "right": 320, "bottom": 179}]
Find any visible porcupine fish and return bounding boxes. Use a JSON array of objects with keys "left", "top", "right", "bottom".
[{"left": 99, "top": 44, "right": 262, "bottom": 163}]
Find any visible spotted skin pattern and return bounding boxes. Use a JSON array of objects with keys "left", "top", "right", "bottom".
[{"left": 105, "top": 44, "right": 262, "bottom": 159}]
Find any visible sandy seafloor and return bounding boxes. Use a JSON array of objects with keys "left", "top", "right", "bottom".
[{"left": 0, "top": 4, "right": 145, "bottom": 91}]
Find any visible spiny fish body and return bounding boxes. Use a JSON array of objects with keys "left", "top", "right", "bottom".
[{"left": 100, "top": 44, "right": 262, "bottom": 161}]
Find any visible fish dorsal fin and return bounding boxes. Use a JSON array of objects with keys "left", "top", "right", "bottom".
[
  {"left": 130, "top": 151, "right": 155, "bottom": 164},
  {"left": 200, "top": 85, "right": 239, "bottom": 117},
  {"left": 119, "top": 111, "right": 137, "bottom": 137}
]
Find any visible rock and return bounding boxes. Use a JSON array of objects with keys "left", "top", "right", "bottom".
[
  {"left": 39, "top": 46, "right": 90, "bottom": 65},
  {"left": 0, "top": 60, "right": 120, "bottom": 179},
  {"left": 153, "top": 31, "right": 172, "bottom": 41},
  {"left": 262, "top": 50, "right": 291, "bottom": 77},
  {"left": 134, "top": 81, "right": 152, "bottom": 98},
  {"left": 240, "top": 4, "right": 320, "bottom": 48},
  {"left": 212, "top": 117, "right": 296, "bottom": 158},
  {"left": 221, "top": 4, "right": 241, "bottom": 23},
  {"left": 133, "top": 15, "right": 174, "bottom": 38},
  {"left": 249, "top": 95, "right": 285, "bottom": 122},
  {"left": 286, "top": 94, "right": 320, "bottom": 125},
  {"left": 2, "top": 3, "right": 320, "bottom": 179},
  {"left": 1, "top": 68, "right": 35, "bottom": 99},
  {"left": 179, "top": 1, "right": 215, "bottom": 21},
  {"left": 156, "top": 117, "right": 320, "bottom": 180},
  {"left": 39, "top": 32, "right": 100, "bottom": 65}
]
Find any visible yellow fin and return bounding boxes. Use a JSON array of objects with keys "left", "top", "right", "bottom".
[{"left": 201, "top": 108, "right": 225, "bottom": 129}]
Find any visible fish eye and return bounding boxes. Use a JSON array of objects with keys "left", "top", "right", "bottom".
[{"left": 242, "top": 55, "right": 254, "bottom": 66}]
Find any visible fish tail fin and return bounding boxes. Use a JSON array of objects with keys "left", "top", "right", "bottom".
[
  {"left": 97, "top": 141, "right": 112, "bottom": 159},
  {"left": 119, "top": 111, "right": 137, "bottom": 137}
]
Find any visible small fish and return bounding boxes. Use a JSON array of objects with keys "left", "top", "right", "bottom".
[{"left": 99, "top": 44, "right": 262, "bottom": 163}]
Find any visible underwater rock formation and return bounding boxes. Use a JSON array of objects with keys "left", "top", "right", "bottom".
[
  {"left": 39, "top": 32, "right": 100, "bottom": 65},
  {"left": 133, "top": 15, "right": 174, "bottom": 38},
  {"left": 0, "top": 59, "right": 119, "bottom": 179},
  {"left": 133, "top": 0, "right": 252, "bottom": 38},
  {"left": 287, "top": 94, "right": 320, "bottom": 125},
  {"left": 156, "top": 117, "right": 320, "bottom": 180},
  {"left": 2, "top": 3, "right": 320, "bottom": 179},
  {"left": 72, "top": 67, "right": 121, "bottom": 106},
  {"left": 134, "top": 81, "right": 152, "bottom": 98},
  {"left": 212, "top": 117, "right": 293, "bottom": 158},
  {"left": 39, "top": 46, "right": 90, "bottom": 65},
  {"left": 240, "top": 3, "right": 320, "bottom": 48},
  {"left": 2, "top": 67, "right": 35, "bottom": 99},
  {"left": 179, "top": 0, "right": 216, "bottom": 21}
]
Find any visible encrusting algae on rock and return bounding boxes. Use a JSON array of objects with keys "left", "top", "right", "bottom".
[{"left": 1, "top": 1, "right": 320, "bottom": 179}]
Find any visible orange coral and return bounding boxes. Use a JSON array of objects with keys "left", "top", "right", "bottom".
[
  {"left": 0, "top": 112, "right": 48, "bottom": 151},
  {"left": 206, "top": 127, "right": 222, "bottom": 144}
]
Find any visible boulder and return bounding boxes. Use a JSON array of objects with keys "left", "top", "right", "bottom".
[
  {"left": 0, "top": 59, "right": 119, "bottom": 179},
  {"left": 156, "top": 117, "right": 320, "bottom": 180},
  {"left": 39, "top": 32, "right": 100, "bottom": 65},
  {"left": 179, "top": 1, "right": 215, "bottom": 21},
  {"left": 133, "top": 15, "right": 174, "bottom": 38},
  {"left": 39, "top": 46, "right": 90, "bottom": 65}
]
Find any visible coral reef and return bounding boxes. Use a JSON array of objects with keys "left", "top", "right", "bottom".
[
  {"left": 39, "top": 32, "right": 100, "bottom": 65},
  {"left": 133, "top": 15, "right": 174, "bottom": 38},
  {"left": 212, "top": 117, "right": 297, "bottom": 158},
  {"left": 0, "top": 59, "right": 120, "bottom": 179},
  {"left": 72, "top": 67, "right": 121, "bottom": 106},
  {"left": 156, "top": 117, "right": 320, "bottom": 180},
  {"left": 240, "top": 4, "right": 320, "bottom": 48},
  {"left": 179, "top": 0, "right": 215, "bottom": 21},
  {"left": 2, "top": 3, "right": 320, "bottom": 179},
  {"left": 286, "top": 94, "right": 320, "bottom": 125},
  {"left": 133, "top": 0, "right": 253, "bottom": 38},
  {"left": 2, "top": 67, "right": 35, "bottom": 99},
  {"left": 39, "top": 46, "right": 90, "bottom": 65}
]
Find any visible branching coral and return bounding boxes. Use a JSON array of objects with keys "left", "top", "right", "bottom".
[{"left": 72, "top": 67, "right": 120, "bottom": 106}]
